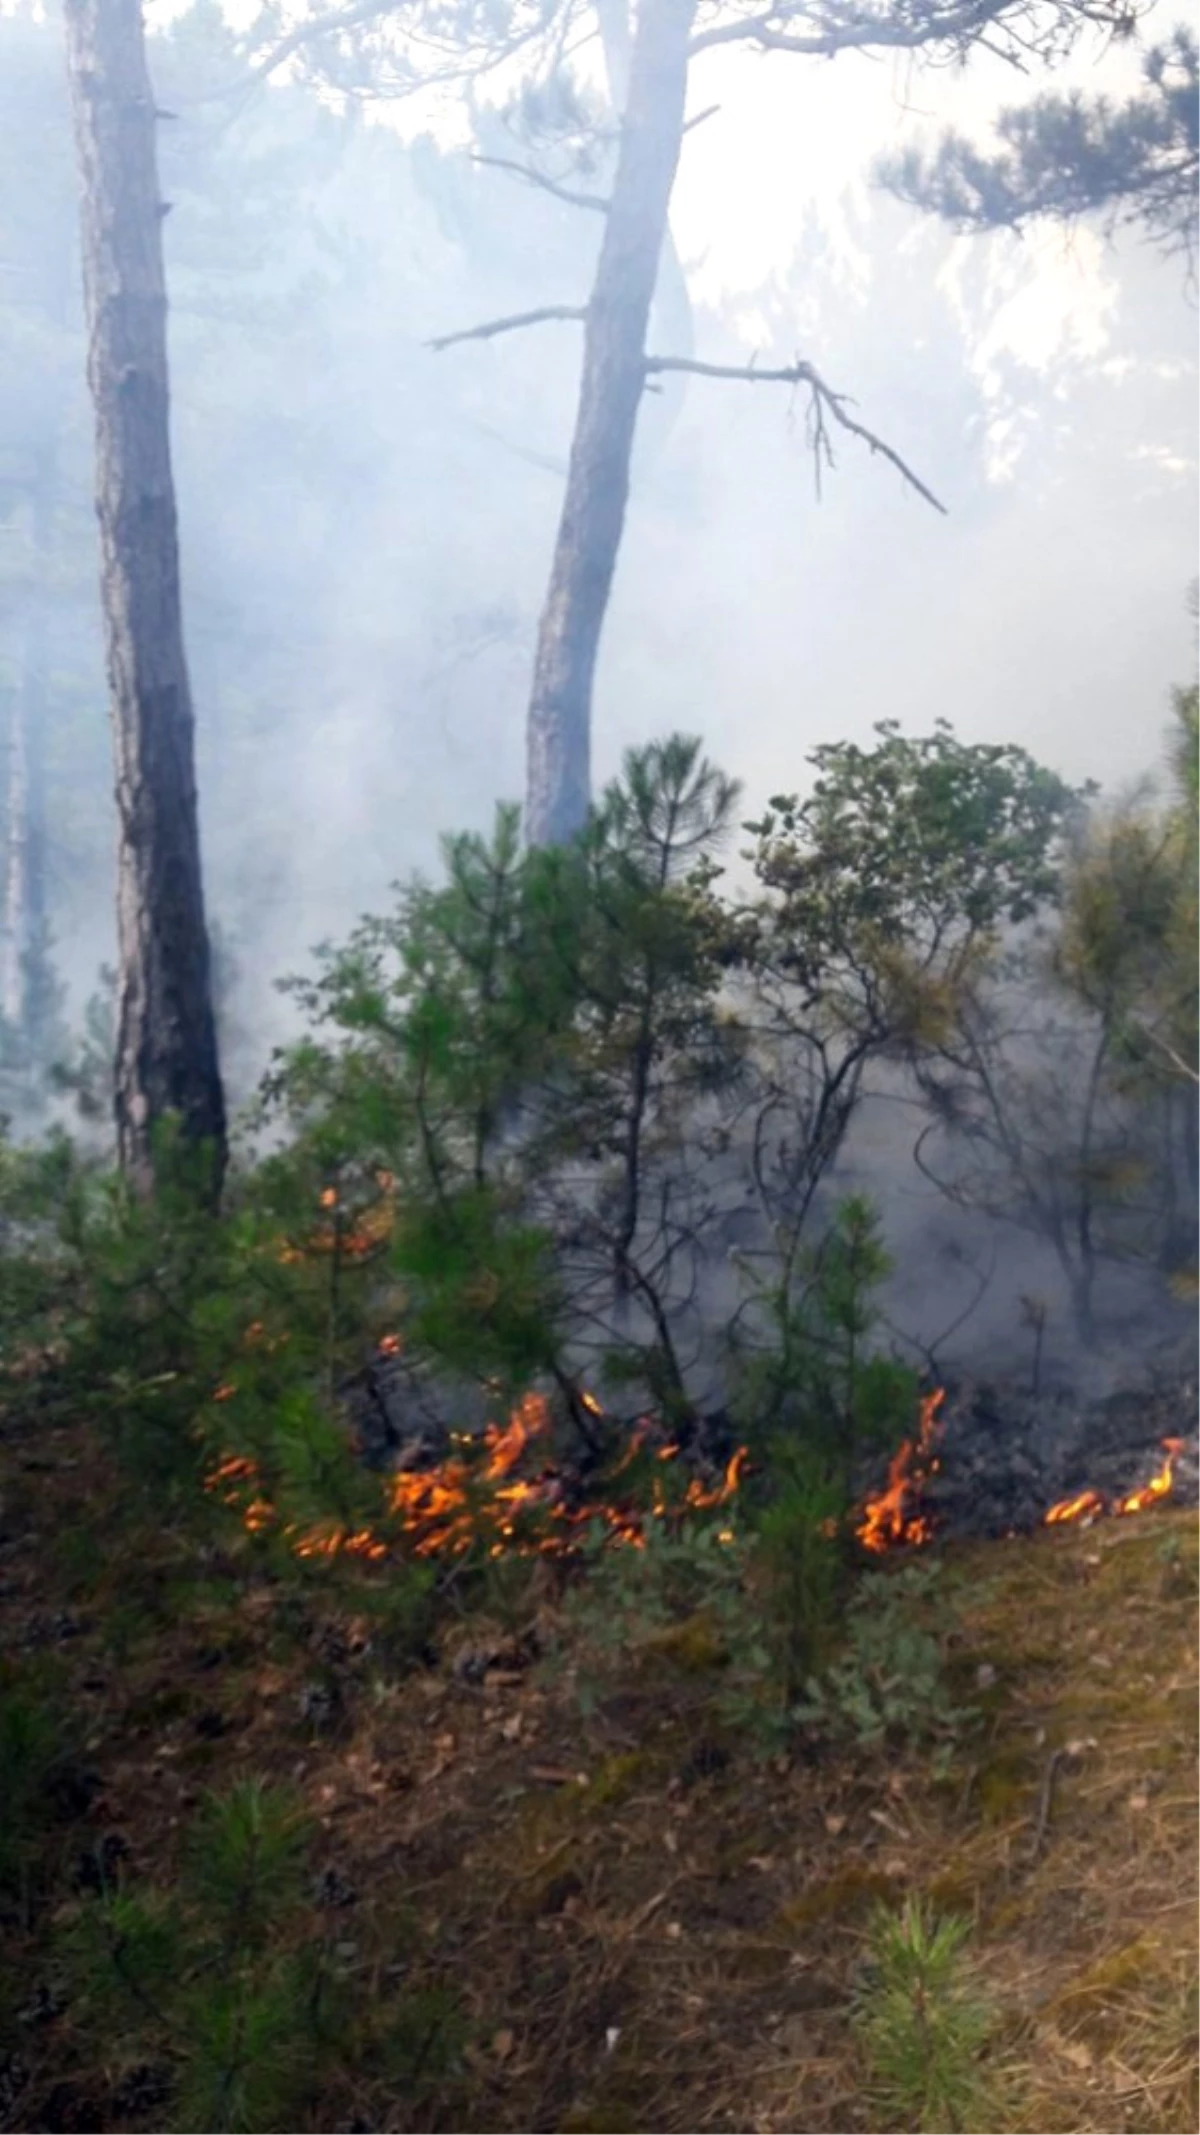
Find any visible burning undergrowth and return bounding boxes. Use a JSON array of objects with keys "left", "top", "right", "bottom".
[
  {"left": 205, "top": 1333, "right": 1198, "bottom": 1575},
  {"left": 855, "top": 1375, "right": 1199, "bottom": 1550},
  {"left": 206, "top": 1375, "right": 750, "bottom": 1569}
]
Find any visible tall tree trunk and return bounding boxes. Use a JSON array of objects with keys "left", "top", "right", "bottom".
[
  {"left": 594, "top": 0, "right": 694, "bottom": 382},
  {"left": 64, "top": 0, "right": 226, "bottom": 1196},
  {"left": 525, "top": 0, "right": 696, "bottom": 848}
]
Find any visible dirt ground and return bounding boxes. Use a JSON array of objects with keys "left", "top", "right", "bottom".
[{"left": 0, "top": 1412, "right": 1196, "bottom": 2135}]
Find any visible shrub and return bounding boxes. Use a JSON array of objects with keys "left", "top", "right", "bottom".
[
  {"left": 66, "top": 1778, "right": 346, "bottom": 2134},
  {"left": 852, "top": 1896, "right": 1001, "bottom": 2133}
]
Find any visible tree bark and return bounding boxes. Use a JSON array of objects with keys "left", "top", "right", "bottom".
[
  {"left": 525, "top": 0, "right": 696, "bottom": 848},
  {"left": 64, "top": 0, "right": 226, "bottom": 1196}
]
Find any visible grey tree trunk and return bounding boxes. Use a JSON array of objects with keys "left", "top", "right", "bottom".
[
  {"left": 525, "top": 0, "right": 697, "bottom": 848},
  {"left": 64, "top": 0, "right": 226, "bottom": 1196},
  {"left": 594, "top": 0, "right": 694, "bottom": 380}
]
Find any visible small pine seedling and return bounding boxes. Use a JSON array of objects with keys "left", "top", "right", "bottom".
[{"left": 852, "top": 1897, "right": 1000, "bottom": 2133}]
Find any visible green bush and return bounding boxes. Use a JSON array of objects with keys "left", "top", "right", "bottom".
[{"left": 796, "top": 1560, "right": 977, "bottom": 1757}]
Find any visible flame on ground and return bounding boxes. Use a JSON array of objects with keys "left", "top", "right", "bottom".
[
  {"left": 207, "top": 1382, "right": 749, "bottom": 1567},
  {"left": 855, "top": 1388, "right": 946, "bottom": 1555},
  {"left": 854, "top": 1401, "right": 1186, "bottom": 1555},
  {"left": 1044, "top": 1439, "right": 1186, "bottom": 1528}
]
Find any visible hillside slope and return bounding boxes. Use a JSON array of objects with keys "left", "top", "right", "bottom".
[{"left": 0, "top": 1414, "right": 1195, "bottom": 2135}]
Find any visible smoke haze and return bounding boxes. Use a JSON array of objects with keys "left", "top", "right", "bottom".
[{"left": 0, "top": 0, "right": 1194, "bottom": 1374}]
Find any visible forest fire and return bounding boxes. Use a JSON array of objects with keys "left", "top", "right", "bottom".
[
  {"left": 206, "top": 1385, "right": 749, "bottom": 1567},
  {"left": 206, "top": 1285, "right": 1189, "bottom": 1572},
  {"left": 853, "top": 1400, "right": 1187, "bottom": 1555},
  {"left": 1043, "top": 1439, "right": 1186, "bottom": 1528},
  {"left": 855, "top": 1388, "right": 946, "bottom": 1555}
]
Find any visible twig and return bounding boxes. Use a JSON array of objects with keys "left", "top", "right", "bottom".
[
  {"left": 682, "top": 102, "right": 721, "bottom": 133},
  {"left": 471, "top": 153, "right": 608, "bottom": 213},
  {"left": 1028, "top": 1745, "right": 1066, "bottom": 1862},
  {"left": 1141, "top": 1027, "right": 1200, "bottom": 1085},
  {"left": 429, "top": 304, "right": 587, "bottom": 352},
  {"left": 641, "top": 352, "right": 946, "bottom": 514}
]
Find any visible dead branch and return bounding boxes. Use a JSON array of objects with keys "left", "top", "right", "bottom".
[
  {"left": 428, "top": 305, "right": 587, "bottom": 353},
  {"left": 641, "top": 351, "right": 947, "bottom": 514},
  {"left": 471, "top": 153, "right": 609, "bottom": 213},
  {"left": 683, "top": 101, "right": 721, "bottom": 132}
]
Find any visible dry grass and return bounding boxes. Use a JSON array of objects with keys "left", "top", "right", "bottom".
[{"left": 0, "top": 1413, "right": 1195, "bottom": 2134}]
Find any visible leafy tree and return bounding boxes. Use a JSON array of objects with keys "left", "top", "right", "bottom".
[
  {"left": 728, "top": 721, "right": 1080, "bottom": 1311},
  {"left": 879, "top": 26, "right": 1200, "bottom": 265}
]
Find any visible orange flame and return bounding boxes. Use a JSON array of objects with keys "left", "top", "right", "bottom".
[
  {"left": 855, "top": 1389, "right": 946, "bottom": 1555},
  {"left": 1044, "top": 1439, "right": 1185, "bottom": 1529},
  {"left": 207, "top": 1374, "right": 750, "bottom": 1568}
]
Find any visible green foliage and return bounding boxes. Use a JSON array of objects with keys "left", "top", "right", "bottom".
[
  {"left": 266, "top": 734, "right": 742, "bottom": 1418},
  {"left": 797, "top": 1561, "right": 977, "bottom": 1758},
  {"left": 173, "top": 1949, "right": 333, "bottom": 2135},
  {"left": 0, "top": 1115, "right": 393, "bottom": 1550},
  {"left": 744, "top": 719, "right": 1080, "bottom": 962},
  {"left": 750, "top": 1438, "right": 847, "bottom": 1702},
  {"left": 391, "top": 1185, "right": 562, "bottom": 1394},
  {"left": 733, "top": 1195, "right": 918, "bottom": 1473},
  {"left": 879, "top": 25, "right": 1199, "bottom": 261},
  {"left": 185, "top": 1780, "right": 314, "bottom": 1953},
  {"left": 565, "top": 1513, "right": 747, "bottom": 1671},
  {"left": 852, "top": 1897, "right": 1001, "bottom": 2133},
  {"left": 66, "top": 1779, "right": 343, "bottom": 2134}
]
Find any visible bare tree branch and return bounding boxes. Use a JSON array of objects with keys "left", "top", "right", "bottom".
[
  {"left": 242, "top": 0, "right": 397, "bottom": 80},
  {"left": 181, "top": 0, "right": 573, "bottom": 109},
  {"left": 429, "top": 305, "right": 587, "bottom": 352},
  {"left": 1140, "top": 1026, "right": 1200, "bottom": 1085},
  {"left": 683, "top": 100, "right": 721, "bottom": 131},
  {"left": 641, "top": 352, "right": 948, "bottom": 514},
  {"left": 471, "top": 153, "right": 608, "bottom": 212},
  {"left": 177, "top": 0, "right": 398, "bottom": 104},
  {"left": 688, "top": 0, "right": 1139, "bottom": 62}
]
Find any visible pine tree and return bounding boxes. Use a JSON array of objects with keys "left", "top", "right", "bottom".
[{"left": 879, "top": 27, "right": 1199, "bottom": 263}]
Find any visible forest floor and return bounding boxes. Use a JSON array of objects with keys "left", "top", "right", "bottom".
[{"left": 0, "top": 1410, "right": 1196, "bottom": 2135}]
